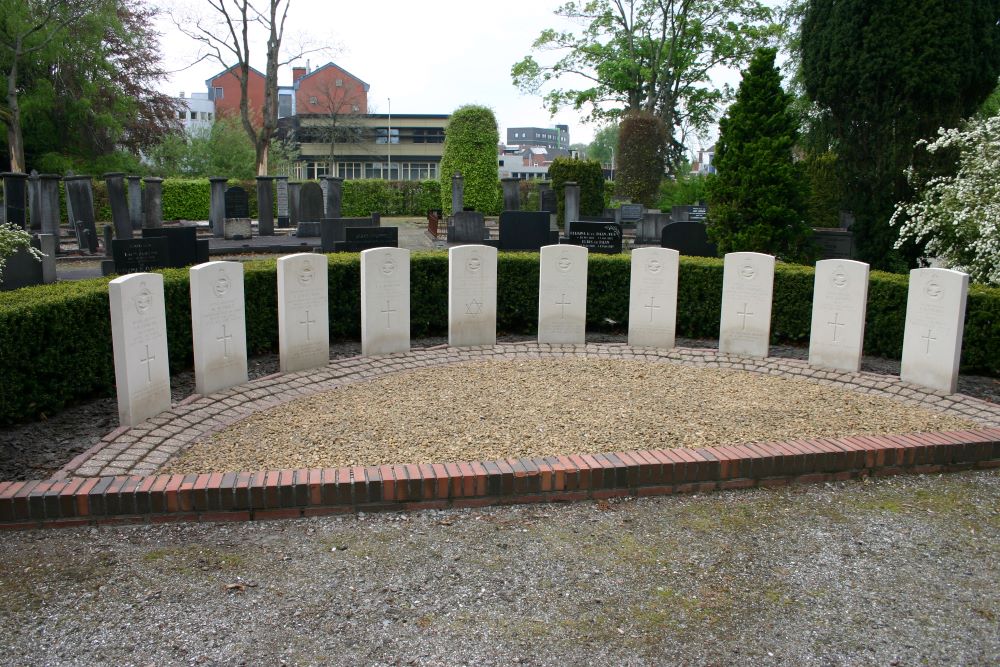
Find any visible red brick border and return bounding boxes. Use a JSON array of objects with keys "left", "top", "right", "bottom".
[{"left": 2, "top": 428, "right": 998, "bottom": 530}]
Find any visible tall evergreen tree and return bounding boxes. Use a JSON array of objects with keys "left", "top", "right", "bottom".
[
  {"left": 800, "top": 0, "right": 1000, "bottom": 270},
  {"left": 439, "top": 105, "right": 500, "bottom": 215},
  {"left": 707, "top": 47, "right": 813, "bottom": 263}
]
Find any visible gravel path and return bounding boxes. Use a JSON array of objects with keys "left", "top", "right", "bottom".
[
  {"left": 164, "top": 358, "right": 976, "bottom": 474},
  {"left": 1, "top": 470, "right": 997, "bottom": 666}
]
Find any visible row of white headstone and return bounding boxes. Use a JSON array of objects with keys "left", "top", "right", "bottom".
[{"left": 109, "top": 246, "right": 969, "bottom": 427}]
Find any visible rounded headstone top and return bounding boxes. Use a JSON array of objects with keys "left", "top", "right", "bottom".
[{"left": 103, "top": 172, "right": 126, "bottom": 178}]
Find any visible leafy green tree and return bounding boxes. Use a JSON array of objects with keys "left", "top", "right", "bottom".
[
  {"left": 511, "top": 0, "right": 782, "bottom": 174},
  {"left": 800, "top": 0, "right": 1000, "bottom": 270},
  {"left": 587, "top": 124, "right": 618, "bottom": 165},
  {"left": 706, "top": 48, "right": 813, "bottom": 263},
  {"left": 145, "top": 117, "right": 261, "bottom": 179},
  {"left": 892, "top": 116, "right": 1000, "bottom": 286},
  {"left": 656, "top": 172, "right": 710, "bottom": 211},
  {"left": 615, "top": 111, "right": 667, "bottom": 206},
  {"left": 439, "top": 105, "right": 500, "bottom": 215}
]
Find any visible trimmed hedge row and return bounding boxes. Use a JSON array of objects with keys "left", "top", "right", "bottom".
[{"left": 1, "top": 254, "right": 997, "bottom": 425}]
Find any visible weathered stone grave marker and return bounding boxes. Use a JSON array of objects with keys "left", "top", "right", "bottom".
[
  {"left": 337, "top": 227, "right": 398, "bottom": 252},
  {"left": 900, "top": 268, "right": 968, "bottom": 393},
  {"left": 448, "top": 210, "right": 487, "bottom": 244},
  {"left": 628, "top": 247, "right": 679, "bottom": 348},
  {"left": 64, "top": 175, "right": 98, "bottom": 252},
  {"left": 109, "top": 272, "right": 172, "bottom": 426},
  {"left": 661, "top": 221, "right": 718, "bottom": 257},
  {"left": 190, "top": 261, "right": 249, "bottom": 395},
  {"left": 565, "top": 222, "right": 622, "bottom": 254},
  {"left": 719, "top": 252, "right": 775, "bottom": 358},
  {"left": 320, "top": 216, "right": 379, "bottom": 251},
  {"left": 538, "top": 244, "right": 588, "bottom": 344},
  {"left": 277, "top": 253, "right": 329, "bottom": 373},
  {"left": 296, "top": 182, "right": 325, "bottom": 237},
  {"left": 105, "top": 173, "right": 133, "bottom": 240},
  {"left": 256, "top": 176, "right": 274, "bottom": 236},
  {"left": 142, "top": 177, "right": 163, "bottom": 229},
  {"left": 112, "top": 237, "right": 170, "bottom": 274},
  {"left": 448, "top": 245, "right": 497, "bottom": 347},
  {"left": 361, "top": 247, "right": 410, "bottom": 355},
  {"left": 808, "top": 259, "right": 869, "bottom": 372},
  {"left": 209, "top": 177, "right": 227, "bottom": 238},
  {"left": 224, "top": 185, "right": 252, "bottom": 240},
  {"left": 127, "top": 175, "right": 143, "bottom": 230}
]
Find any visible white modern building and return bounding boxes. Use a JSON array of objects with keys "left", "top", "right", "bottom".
[{"left": 175, "top": 92, "right": 215, "bottom": 134}]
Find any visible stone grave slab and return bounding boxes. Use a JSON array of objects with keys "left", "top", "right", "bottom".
[
  {"left": 142, "top": 226, "right": 200, "bottom": 268},
  {"left": 320, "top": 217, "right": 377, "bottom": 251},
  {"left": 661, "top": 221, "right": 718, "bottom": 257},
  {"left": 628, "top": 247, "right": 679, "bottom": 349},
  {"left": 565, "top": 222, "right": 622, "bottom": 254},
  {"left": 499, "top": 211, "right": 551, "bottom": 251},
  {"left": 636, "top": 213, "right": 671, "bottom": 244},
  {"left": 619, "top": 204, "right": 644, "bottom": 224},
  {"left": 299, "top": 182, "right": 324, "bottom": 222},
  {"left": 127, "top": 176, "right": 143, "bottom": 230},
  {"left": 276, "top": 176, "right": 289, "bottom": 227},
  {"left": 105, "top": 173, "right": 132, "bottom": 240},
  {"left": 209, "top": 178, "right": 227, "bottom": 238},
  {"left": 224, "top": 185, "right": 249, "bottom": 219},
  {"left": 190, "top": 261, "right": 249, "bottom": 395},
  {"left": 224, "top": 218, "right": 253, "bottom": 240},
  {"left": 540, "top": 187, "right": 557, "bottom": 214},
  {"left": 900, "top": 268, "right": 969, "bottom": 393},
  {"left": 809, "top": 260, "right": 870, "bottom": 372},
  {"left": 108, "top": 273, "right": 171, "bottom": 426},
  {"left": 719, "top": 252, "right": 775, "bottom": 358},
  {"left": 112, "top": 237, "right": 169, "bottom": 274},
  {"left": 2, "top": 172, "right": 28, "bottom": 228},
  {"left": 813, "top": 229, "right": 854, "bottom": 260},
  {"left": 336, "top": 227, "right": 398, "bottom": 252},
  {"left": 64, "top": 176, "right": 98, "bottom": 253},
  {"left": 538, "top": 244, "right": 588, "bottom": 344},
  {"left": 448, "top": 245, "right": 497, "bottom": 347},
  {"left": 450, "top": 211, "right": 487, "bottom": 243},
  {"left": 277, "top": 253, "right": 329, "bottom": 373},
  {"left": 361, "top": 247, "right": 410, "bottom": 355}
]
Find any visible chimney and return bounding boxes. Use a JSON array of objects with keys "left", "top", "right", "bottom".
[{"left": 292, "top": 66, "right": 306, "bottom": 83}]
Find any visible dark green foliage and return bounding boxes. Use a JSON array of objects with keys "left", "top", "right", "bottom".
[
  {"left": 547, "top": 157, "right": 606, "bottom": 226},
  {"left": 439, "top": 105, "right": 501, "bottom": 215},
  {"left": 3, "top": 255, "right": 999, "bottom": 424},
  {"left": 341, "top": 180, "right": 441, "bottom": 217},
  {"left": 800, "top": 152, "right": 841, "bottom": 229},
  {"left": 707, "top": 48, "right": 814, "bottom": 263},
  {"left": 800, "top": 0, "right": 1000, "bottom": 270},
  {"left": 615, "top": 112, "right": 668, "bottom": 206},
  {"left": 656, "top": 174, "right": 710, "bottom": 211}
]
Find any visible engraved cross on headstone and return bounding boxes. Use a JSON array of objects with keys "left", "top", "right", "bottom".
[
  {"left": 645, "top": 296, "right": 660, "bottom": 323},
  {"left": 737, "top": 303, "right": 754, "bottom": 331},
  {"left": 828, "top": 312, "right": 846, "bottom": 343},
  {"left": 381, "top": 300, "right": 396, "bottom": 329},
  {"left": 217, "top": 324, "right": 233, "bottom": 359},
  {"left": 922, "top": 328, "right": 936, "bottom": 354},
  {"left": 556, "top": 293, "right": 571, "bottom": 319},
  {"left": 140, "top": 344, "right": 155, "bottom": 384},
  {"left": 300, "top": 310, "right": 316, "bottom": 342}
]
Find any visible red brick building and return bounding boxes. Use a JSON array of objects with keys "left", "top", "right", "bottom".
[
  {"left": 205, "top": 65, "right": 267, "bottom": 126},
  {"left": 294, "top": 62, "right": 369, "bottom": 116}
]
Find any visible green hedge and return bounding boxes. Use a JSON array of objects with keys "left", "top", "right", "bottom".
[{"left": 1, "top": 254, "right": 998, "bottom": 425}]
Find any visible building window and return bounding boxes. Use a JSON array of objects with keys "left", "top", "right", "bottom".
[
  {"left": 304, "top": 161, "right": 330, "bottom": 179},
  {"left": 375, "top": 128, "right": 400, "bottom": 144},
  {"left": 337, "top": 162, "right": 362, "bottom": 179},
  {"left": 213, "top": 87, "right": 223, "bottom": 100},
  {"left": 401, "top": 162, "right": 437, "bottom": 181},
  {"left": 309, "top": 96, "right": 318, "bottom": 105},
  {"left": 413, "top": 128, "right": 444, "bottom": 144},
  {"left": 207, "top": 113, "right": 213, "bottom": 120},
  {"left": 352, "top": 104, "right": 360, "bottom": 113},
  {"left": 336, "top": 79, "right": 343, "bottom": 87},
  {"left": 365, "top": 162, "right": 399, "bottom": 180}
]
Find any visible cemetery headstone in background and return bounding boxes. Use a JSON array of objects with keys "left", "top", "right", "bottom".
[
  {"left": 105, "top": 173, "right": 133, "bottom": 240},
  {"left": 563, "top": 182, "right": 580, "bottom": 235},
  {"left": 142, "top": 177, "right": 163, "bottom": 229},
  {"left": 628, "top": 247, "right": 679, "bottom": 349},
  {"left": 127, "top": 176, "right": 143, "bottom": 230},
  {"left": 63, "top": 176, "right": 98, "bottom": 252},
  {"left": 112, "top": 237, "right": 169, "bottom": 274},
  {"left": 256, "top": 176, "right": 275, "bottom": 236},
  {"left": 1, "top": 172, "right": 28, "bottom": 229},
  {"left": 671, "top": 205, "right": 707, "bottom": 222},
  {"left": 27, "top": 171, "right": 40, "bottom": 230},
  {"left": 277, "top": 252, "right": 329, "bottom": 373},
  {"left": 209, "top": 177, "right": 228, "bottom": 238},
  {"left": 324, "top": 176, "right": 343, "bottom": 219},
  {"left": 449, "top": 210, "right": 487, "bottom": 243},
  {"left": 336, "top": 226, "right": 398, "bottom": 252},
  {"left": 189, "top": 260, "right": 249, "bottom": 395},
  {"left": 1, "top": 234, "right": 56, "bottom": 291},
  {"left": 108, "top": 272, "right": 172, "bottom": 426},
  {"left": 276, "top": 176, "right": 289, "bottom": 228},
  {"left": 539, "top": 182, "right": 557, "bottom": 214},
  {"left": 719, "top": 252, "right": 775, "bottom": 359},
  {"left": 288, "top": 182, "right": 302, "bottom": 229},
  {"left": 809, "top": 259, "right": 870, "bottom": 372},
  {"left": 900, "top": 268, "right": 969, "bottom": 393},
  {"left": 361, "top": 247, "right": 411, "bottom": 355},
  {"left": 813, "top": 228, "right": 854, "bottom": 260},
  {"left": 502, "top": 177, "right": 520, "bottom": 211},
  {"left": 660, "top": 222, "right": 718, "bottom": 257},
  {"left": 296, "top": 182, "right": 324, "bottom": 236},
  {"left": 142, "top": 226, "right": 203, "bottom": 268},
  {"left": 619, "top": 204, "right": 644, "bottom": 226},
  {"left": 537, "top": 244, "right": 588, "bottom": 344},
  {"left": 36, "top": 174, "right": 61, "bottom": 239},
  {"left": 565, "top": 222, "right": 622, "bottom": 254},
  {"left": 635, "top": 213, "right": 671, "bottom": 244},
  {"left": 224, "top": 185, "right": 249, "bottom": 219},
  {"left": 498, "top": 211, "right": 553, "bottom": 251},
  {"left": 448, "top": 244, "right": 498, "bottom": 347},
  {"left": 451, "top": 173, "right": 464, "bottom": 215},
  {"left": 320, "top": 216, "right": 378, "bottom": 252}
]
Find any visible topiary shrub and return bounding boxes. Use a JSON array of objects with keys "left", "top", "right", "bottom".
[
  {"left": 548, "top": 156, "right": 605, "bottom": 226},
  {"left": 438, "top": 105, "right": 501, "bottom": 215},
  {"left": 615, "top": 111, "right": 668, "bottom": 206}
]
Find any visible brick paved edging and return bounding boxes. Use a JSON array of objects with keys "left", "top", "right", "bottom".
[{"left": 2, "top": 429, "right": 998, "bottom": 530}]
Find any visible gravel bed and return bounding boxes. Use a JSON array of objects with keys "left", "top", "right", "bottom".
[
  {"left": 1, "top": 470, "right": 997, "bottom": 665},
  {"left": 165, "top": 358, "right": 977, "bottom": 474}
]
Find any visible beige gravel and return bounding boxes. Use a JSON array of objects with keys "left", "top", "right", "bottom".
[{"left": 163, "top": 359, "right": 976, "bottom": 474}]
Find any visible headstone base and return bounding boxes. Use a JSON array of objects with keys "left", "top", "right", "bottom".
[
  {"left": 224, "top": 218, "right": 253, "bottom": 240},
  {"left": 296, "top": 221, "right": 321, "bottom": 237}
]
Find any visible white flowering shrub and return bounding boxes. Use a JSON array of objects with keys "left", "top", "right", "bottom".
[
  {"left": 891, "top": 115, "right": 1000, "bottom": 286},
  {"left": 0, "top": 222, "right": 44, "bottom": 285}
]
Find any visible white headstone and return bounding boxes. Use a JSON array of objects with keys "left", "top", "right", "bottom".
[
  {"left": 109, "top": 273, "right": 171, "bottom": 426},
  {"left": 277, "top": 253, "right": 329, "bottom": 373},
  {"left": 808, "top": 259, "right": 870, "bottom": 372},
  {"left": 900, "top": 268, "right": 969, "bottom": 393},
  {"left": 190, "top": 261, "right": 248, "bottom": 395},
  {"left": 628, "top": 247, "right": 679, "bottom": 348},
  {"left": 448, "top": 245, "right": 497, "bottom": 347},
  {"left": 537, "top": 244, "right": 588, "bottom": 344},
  {"left": 361, "top": 247, "right": 410, "bottom": 355},
  {"left": 719, "top": 252, "right": 775, "bottom": 358}
]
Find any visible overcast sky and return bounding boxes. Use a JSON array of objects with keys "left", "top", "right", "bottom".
[{"left": 153, "top": 0, "right": 742, "bottom": 148}]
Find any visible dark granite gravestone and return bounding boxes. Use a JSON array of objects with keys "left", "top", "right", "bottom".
[
  {"left": 63, "top": 176, "right": 99, "bottom": 253},
  {"left": 299, "top": 183, "right": 324, "bottom": 221},
  {"left": 540, "top": 188, "right": 557, "bottom": 214},
  {"left": 224, "top": 185, "right": 249, "bottom": 219},
  {"left": 449, "top": 210, "right": 487, "bottom": 243},
  {"left": 35, "top": 174, "right": 61, "bottom": 239},
  {"left": 112, "top": 237, "right": 170, "bottom": 274},
  {"left": 619, "top": 203, "right": 644, "bottom": 224},
  {"left": 209, "top": 177, "right": 228, "bottom": 238},
  {"left": 502, "top": 178, "right": 520, "bottom": 212},
  {"left": 451, "top": 173, "right": 464, "bottom": 214},
  {"left": 127, "top": 176, "right": 143, "bottom": 230},
  {"left": 319, "top": 216, "right": 378, "bottom": 251},
  {"left": 636, "top": 213, "right": 671, "bottom": 244},
  {"left": 334, "top": 226, "right": 399, "bottom": 252},
  {"left": 671, "top": 204, "right": 708, "bottom": 223},
  {"left": 564, "top": 222, "right": 622, "bottom": 254},
  {"left": 104, "top": 173, "right": 132, "bottom": 240},
  {"left": 27, "top": 171, "right": 40, "bottom": 230},
  {"left": 276, "top": 176, "right": 289, "bottom": 228},
  {"left": 256, "top": 176, "right": 274, "bottom": 236},
  {"left": 142, "top": 226, "right": 200, "bottom": 268},
  {"left": 323, "top": 176, "right": 343, "bottom": 219},
  {"left": 1, "top": 172, "right": 28, "bottom": 229},
  {"left": 0, "top": 237, "right": 43, "bottom": 291},
  {"left": 287, "top": 182, "right": 301, "bottom": 229},
  {"left": 578, "top": 215, "right": 616, "bottom": 223},
  {"left": 813, "top": 229, "right": 854, "bottom": 260},
  {"left": 142, "top": 177, "right": 163, "bottom": 228},
  {"left": 498, "top": 211, "right": 552, "bottom": 251},
  {"left": 660, "top": 221, "right": 717, "bottom": 257}
]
